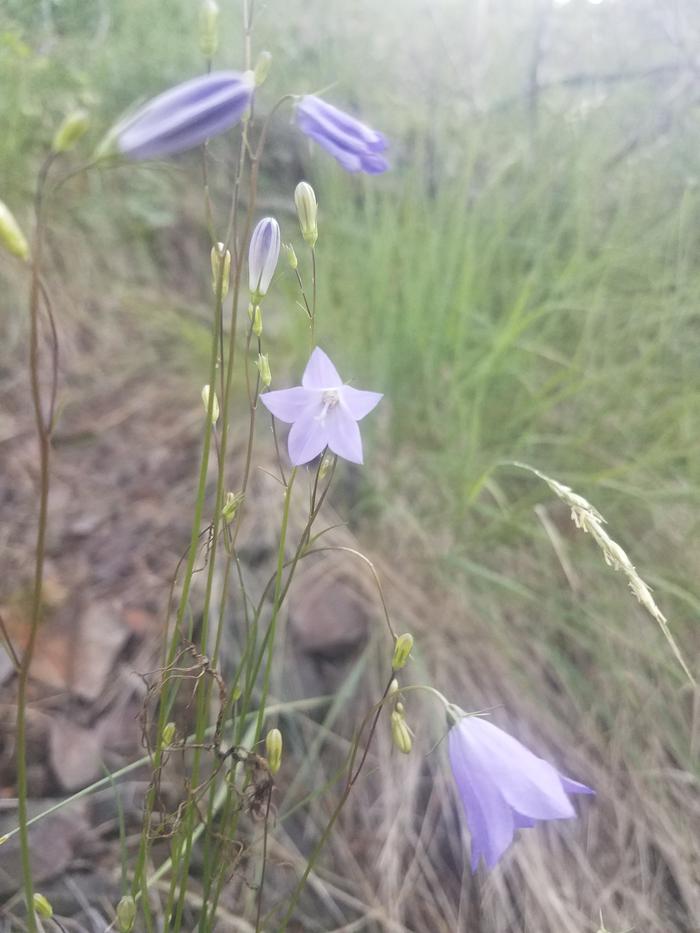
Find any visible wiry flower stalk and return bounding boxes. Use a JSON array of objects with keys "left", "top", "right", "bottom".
[{"left": 512, "top": 462, "right": 695, "bottom": 686}]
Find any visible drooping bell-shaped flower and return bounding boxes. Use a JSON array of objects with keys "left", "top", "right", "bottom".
[
  {"left": 296, "top": 96, "right": 389, "bottom": 175},
  {"left": 116, "top": 71, "right": 254, "bottom": 160},
  {"left": 448, "top": 714, "right": 594, "bottom": 871},
  {"left": 260, "top": 347, "right": 382, "bottom": 465},
  {"left": 248, "top": 217, "right": 281, "bottom": 300}
]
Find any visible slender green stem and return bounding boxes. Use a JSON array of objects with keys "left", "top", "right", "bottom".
[
  {"left": 129, "top": 264, "right": 223, "bottom": 919},
  {"left": 253, "top": 468, "right": 297, "bottom": 740},
  {"left": 17, "top": 153, "right": 57, "bottom": 933},
  {"left": 310, "top": 247, "right": 317, "bottom": 344}
]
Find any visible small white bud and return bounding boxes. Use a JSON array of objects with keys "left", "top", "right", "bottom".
[
  {"left": 210, "top": 242, "right": 231, "bottom": 298},
  {"left": 199, "top": 0, "right": 219, "bottom": 59},
  {"left": 201, "top": 384, "right": 219, "bottom": 424},
  {"left": 256, "top": 352, "right": 271, "bottom": 387},
  {"left": 254, "top": 51, "right": 272, "bottom": 86},
  {"left": 52, "top": 108, "right": 90, "bottom": 153},
  {"left": 294, "top": 181, "right": 318, "bottom": 246},
  {"left": 0, "top": 200, "right": 29, "bottom": 261}
]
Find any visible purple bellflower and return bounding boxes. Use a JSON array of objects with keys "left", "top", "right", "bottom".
[
  {"left": 448, "top": 714, "right": 594, "bottom": 871},
  {"left": 117, "top": 71, "right": 254, "bottom": 160},
  {"left": 249, "top": 217, "right": 281, "bottom": 299},
  {"left": 296, "top": 95, "right": 389, "bottom": 174},
  {"left": 260, "top": 347, "right": 382, "bottom": 465}
]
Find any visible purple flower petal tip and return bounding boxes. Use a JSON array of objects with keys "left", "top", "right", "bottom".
[
  {"left": 448, "top": 715, "right": 594, "bottom": 871},
  {"left": 260, "top": 347, "right": 382, "bottom": 466},
  {"left": 117, "top": 70, "right": 254, "bottom": 160},
  {"left": 296, "top": 95, "right": 389, "bottom": 175}
]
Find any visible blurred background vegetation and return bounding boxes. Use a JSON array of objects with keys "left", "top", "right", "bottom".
[{"left": 1, "top": 1, "right": 698, "bottom": 931}]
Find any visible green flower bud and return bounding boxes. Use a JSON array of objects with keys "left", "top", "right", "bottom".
[
  {"left": 199, "top": 0, "right": 219, "bottom": 59},
  {"left": 294, "top": 181, "right": 318, "bottom": 247},
  {"left": 252, "top": 304, "right": 263, "bottom": 337},
  {"left": 318, "top": 454, "right": 333, "bottom": 479},
  {"left": 210, "top": 241, "right": 230, "bottom": 298},
  {"left": 256, "top": 352, "right": 271, "bottom": 388},
  {"left": 201, "top": 384, "right": 220, "bottom": 424},
  {"left": 391, "top": 633, "right": 414, "bottom": 671},
  {"left": 33, "top": 893, "right": 53, "bottom": 919},
  {"left": 222, "top": 491, "right": 244, "bottom": 523},
  {"left": 283, "top": 242, "right": 298, "bottom": 270},
  {"left": 388, "top": 678, "right": 399, "bottom": 696},
  {"left": 265, "top": 727, "right": 283, "bottom": 774},
  {"left": 390, "top": 710, "right": 412, "bottom": 755},
  {"left": 116, "top": 895, "right": 137, "bottom": 933},
  {"left": 52, "top": 108, "right": 90, "bottom": 153},
  {"left": 162, "top": 722, "right": 176, "bottom": 746},
  {"left": 0, "top": 200, "right": 29, "bottom": 261},
  {"left": 254, "top": 50, "right": 272, "bottom": 86}
]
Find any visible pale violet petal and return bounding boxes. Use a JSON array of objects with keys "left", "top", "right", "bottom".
[
  {"left": 248, "top": 217, "right": 280, "bottom": 296},
  {"left": 456, "top": 718, "right": 576, "bottom": 821},
  {"left": 558, "top": 775, "right": 595, "bottom": 796},
  {"left": 325, "top": 405, "right": 363, "bottom": 464},
  {"left": 287, "top": 408, "right": 328, "bottom": 465},
  {"left": 448, "top": 726, "right": 515, "bottom": 871},
  {"left": 259, "top": 387, "right": 317, "bottom": 423},
  {"left": 341, "top": 386, "right": 382, "bottom": 421},
  {"left": 302, "top": 347, "right": 342, "bottom": 389}
]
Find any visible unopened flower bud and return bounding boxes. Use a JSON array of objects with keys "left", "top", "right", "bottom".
[
  {"left": 162, "top": 722, "right": 176, "bottom": 746},
  {"left": 201, "top": 384, "right": 219, "bottom": 424},
  {"left": 52, "top": 108, "right": 90, "bottom": 153},
  {"left": 390, "top": 709, "right": 412, "bottom": 755},
  {"left": 265, "top": 727, "right": 283, "bottom": 774},
  {"left": 0, "top": 200, "right": 29, "bottom": 261},
  {"left": 33, "top": 893, "right": 53, "bottom": 919},
  {"left": 222, "top": 490, "right": 243, "bottom": 522},
  {"left": 116, "top": 894, "right": 137, "bottom": 933},
  {"left": 318, "top": 454, "right": 333, "bottom": 479},
  {"left": 388, "top": 678, "right": 399, "bottom": 696},
  {"left": 199, "top": 0, "right": 219, "bottom": 59},
  {"left": 256, "top": 352, "right": 271, "bottom": 387},
  {"left": 294, "top": 181, "right": 318, "bottom": 246},
  {"left": 210, "top": 242, "right": 230, "bottom": 298},
  {"left": 254, "top": 51, "right": 272, "bottom": 86},
  {"left": 283, "top": 242, "right": 298, "bottom": 270},
  {"left": 392, "top": 633, "right": 414, "bottom": 670},
  {"left": 252, "top": 304, "right": 263, "bottom": 337},
  {"left": 249, "top": 217, "right": 280, "bottom": 300}
]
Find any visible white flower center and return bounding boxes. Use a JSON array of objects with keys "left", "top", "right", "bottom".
[{"left": 316, "top": 388, "right": 340, "bottom": 425}]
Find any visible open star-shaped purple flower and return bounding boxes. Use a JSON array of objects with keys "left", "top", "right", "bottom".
[
  {"left": 448, "top": 715, "right": 594, "bottom": 871},
  {"left": 260, "top": 348, "right": 382, "bottom": 466}
]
